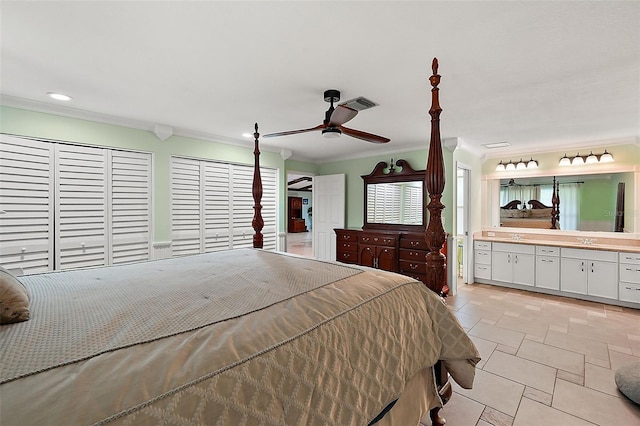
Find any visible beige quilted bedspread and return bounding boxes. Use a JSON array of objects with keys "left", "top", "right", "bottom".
[{"left": 0, "top": 249, "right": 479, "bottom": 425}]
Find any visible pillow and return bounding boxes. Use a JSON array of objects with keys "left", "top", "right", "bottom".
[
  {"left": 530, "top": 208, "right": 553, "bottom": 218},
  {"left": 0, "top": 266, "right": 30, "bottom": 324}
]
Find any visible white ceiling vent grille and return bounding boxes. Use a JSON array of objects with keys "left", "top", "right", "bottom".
[{"left": 339, "top": 96, "right": 379, "bottom": 111}]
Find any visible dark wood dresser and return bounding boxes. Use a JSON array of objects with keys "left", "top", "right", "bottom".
[{"left": 335, "top": 228, "right": 446, "bottom": 293}]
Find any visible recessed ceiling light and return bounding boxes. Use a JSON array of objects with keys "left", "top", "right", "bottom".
[
  {"left": 47, "top": 92, "right": 72, "bottom": 101},
  {"left": 242, "top": 133, "right": 253, "bottom": 138},
  {"left": 483, "top": 142, "right": 511, "bottom": 149}
]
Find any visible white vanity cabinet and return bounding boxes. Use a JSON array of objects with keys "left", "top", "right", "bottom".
[
  {"left": 619, "top": 252, "right": 640, "bottom": 304},
  {"left": 491, "top": 242, "right": 535, "bottom": 286},
  {"left": 474, "top": 240, "right": 492, "bottom": 280},
  {"left": 560, "top": 248, "right": 618, "bottom": 299},
  {"left": 535, "top": 245, "right": 560, "bottom": 290}
]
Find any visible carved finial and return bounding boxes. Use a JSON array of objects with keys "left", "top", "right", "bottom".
[
  {"left": 254, "top": 122, "right": 259, "bottom": 139},
  {"left": 430, "top": 58, "right": 441, "bottom": 88}
]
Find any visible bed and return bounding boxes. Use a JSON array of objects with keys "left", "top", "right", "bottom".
[{"left": 0, "top": 59, "right": 479, "bottom": 425}]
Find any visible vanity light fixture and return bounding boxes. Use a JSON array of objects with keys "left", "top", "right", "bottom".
[
  {"left": 599, "top": 150, "right": 614, "bottom": 163},
  {"left": 495, "top": 158, "right": 539, "bottom": 171},
  {"left": 585, "top": 151, "right": 598, "bottom": 164},
  {"left": 572, "top": 153, "right": 585, "bottom": 165},
  {"left": 558, "top": 150, "right": 614, "bottom": 166},
  {"left": 559, "top": 154, "right": 572, "bottom": 166}
]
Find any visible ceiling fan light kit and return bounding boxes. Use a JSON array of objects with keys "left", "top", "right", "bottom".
[
  {"left": 322, "top": 128, "right": 341, "bottom": 138},
  {"left": 263, "top": 89, "right": 390, "bottom": 144}
]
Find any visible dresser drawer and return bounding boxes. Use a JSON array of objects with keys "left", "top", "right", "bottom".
[
  {"left": 620, "top": 252, "right": 640, "bottom": 266},
  {"left": 336, "top": 230, "right": 358, "bottom": 242},
  {"left": 620, "top": 263, "right": 640, "bottom": 284},
  {"left": 359, "top": 234, "right": 396, "bottom": 246},
  {"left": 400, "top": 236, "right": 428, "bottom": 250},
  {"left": 337, "top": 241, "right": 357, "bottom": 253},
  {"left": 399, "top": 259, "right": 426, "bottom": 274},
  {"left": 619, "top": 282, "right": 640, "bottom": 304},
  {"left": 399, "top": 248, "right": 426, "bottom": 262},
  {"left": 475, "top": 264, "right": 491, "bottom": 280},
  {"left": 474, "top": 240, "right": 491, "bottom": 250},
  {"left": 536, "top": 245, "right": 560, "bottom": 256},
  {"left": 336, "top": 251, "right": 358, "bottom": 264},
  {"left": 475, "top": 249, "right": 492, "bottom": 265}
]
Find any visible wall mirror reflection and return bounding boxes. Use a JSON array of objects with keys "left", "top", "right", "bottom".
[
  {"left": 362, "top": 159, "right": 426, "bottom": 231},
  {"left": 497, "top": 172, "right": 634, "bottom": 232}
]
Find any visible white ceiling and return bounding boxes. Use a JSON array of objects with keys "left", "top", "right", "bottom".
[{"left": 1, "top": 1, "right": 638, "bottom": 163}]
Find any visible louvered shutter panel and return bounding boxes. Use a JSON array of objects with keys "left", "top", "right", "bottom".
[
  {"left": 0, "top": 136, "right": 54, "bottom": 273},
  {"left": 110, "top": 150, "right": 152, "bottom": 264},
  {"left": 203, "top": 162, "right": 231, "bottom": 252},
  {"left": 259, "top": 167, "right": 277, "bottom": 250},
  {"left": 55, "top": 144, "right": 108, "bottom": 270},
  {"left": 402, "top": 184, "right": 422, "bottom": 224},
  {"left": 171, "top": 157, "right": 202, "bottom": 256},
  {"left": 230, "top": 164, "right": 255, "bottom": 249}
]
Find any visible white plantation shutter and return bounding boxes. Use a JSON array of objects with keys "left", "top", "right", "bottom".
[
  {"left": 203, "top": 162, "right": 231, "bottom": 252},
  {"left": 55, "top": 144, "right": 108, "bottom": 270},
  {"left": 110, "top": 150, "right": 152, "bottom": 264},
  {"left": 171, "top": 157, "right": 202, "bottom": 256},
  {"left": 170, "top": 156, "right": 277, "bottom": 254},
  {"left": 402, "top": 184, "right": 422, "bottom": 224},
  {"left": 0, "top": 136, "right": 54, "bottom": 273},
  {"left": 0, "top": 134, "right": 152, "bottom": 272},
  {"left": 259, "top": 167, "right": 277, "bottom": 250}
]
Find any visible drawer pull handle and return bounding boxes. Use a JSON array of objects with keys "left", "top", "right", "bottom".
[
  {"left": 625, "top": 287, "right": 640, "bottom": 291},
  {"left": 363, "top": 237, "right": 370, "bottom": 242},
  {"left": 625, "top": 267, "right": 640, "bottom": 272},
  {"left": 410, "top": 264, "right": 418, "bottom": 270}
]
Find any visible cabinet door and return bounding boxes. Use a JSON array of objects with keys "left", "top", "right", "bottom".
[
  {"left": 512, "top": 253, "right": 535, "bottom": 286},
  {"left": 587, "top": 261, "right": 618, "bottom": 299},
  {"left": 536, "top": 256, "right": 560, "bottom": 290},
  {"left": 359, "top": 245, "right": 376, "bottom": 268},
  {"left": 561, "top": 258, "right": 588, "bottom": 295},
  {"left": 377, "top": 246, "right": 397, "bottom": 272},
  {"left": 491, "top": 251, "right": 513, "bottom": 283}
]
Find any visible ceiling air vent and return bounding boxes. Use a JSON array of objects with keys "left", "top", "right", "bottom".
[{"left": 339, "top": 96, "right": 379, "bottom": 111}]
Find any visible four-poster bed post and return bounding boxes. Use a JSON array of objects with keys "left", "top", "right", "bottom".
[
  {"left": 424, "top": 58, "right": 447, "bottom": 296},
  {"left": 252, "top": 122, "right": 264, "bottom": 249}
]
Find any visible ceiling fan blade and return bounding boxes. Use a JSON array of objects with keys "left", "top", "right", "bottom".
[
  {"left": 263, "top": 124, "right": 325, "bottom": 138},
  {"left": 340, "top": 126, "right": 390, "bottom": 144},
  {"left": 328, "top": 105, "right": 358, "bottom": 127}
]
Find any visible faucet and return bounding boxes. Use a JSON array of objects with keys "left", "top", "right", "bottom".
[{"left": 578, "top": 238, "right": 596, "bottom": 245}]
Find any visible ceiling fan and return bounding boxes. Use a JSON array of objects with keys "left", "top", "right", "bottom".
[{"left": 263, "top": 89, "right": 390, "bottom": 144}]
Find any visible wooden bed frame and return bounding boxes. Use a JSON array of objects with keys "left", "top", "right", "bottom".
[
  {"left": 249, "top": 57, "right": 450, "bottom": 426},
  {"left": 500, "top": 177, "right": 561, "bottom": 229}
]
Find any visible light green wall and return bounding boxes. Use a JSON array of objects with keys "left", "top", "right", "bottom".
[
  {"left": 0, "top": 106, "right": 284, "bottom": 242},
  {"left": 579, "top": 178, "right": 616, "bottom": 229}
]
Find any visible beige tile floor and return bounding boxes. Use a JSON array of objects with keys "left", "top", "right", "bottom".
[
  {"left": 286, "top": 239, "right": 640, "bottom": 425},
  {"left": 439, "top": 283, "right": 640, "bottom": 426}
]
